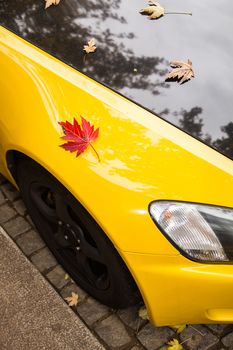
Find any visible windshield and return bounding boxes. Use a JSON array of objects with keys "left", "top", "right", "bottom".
[{"left": 1, "top": 0, "right": 233, "bottom": 160}]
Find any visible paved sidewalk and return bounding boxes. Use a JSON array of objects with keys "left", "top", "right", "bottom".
[
  {"left": 0, "top": 227, "right": 104, "bottom": 350},
  {"left": 1, "top": 174, "right": 233, "bottom": 350}
]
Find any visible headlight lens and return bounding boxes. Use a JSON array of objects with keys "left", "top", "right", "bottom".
[{"left": 149, "top": 201, "right": 233, "bottom": 262}]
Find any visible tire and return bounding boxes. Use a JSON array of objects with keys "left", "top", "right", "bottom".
[{"left": 17, "top": 159, "right": 140, "bottom": 308}]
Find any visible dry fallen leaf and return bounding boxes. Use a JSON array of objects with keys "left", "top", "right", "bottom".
[
  {"left": 166, "top": 60, "right": 194, "bottom": 84},
  {"left": 140, "top": 1, "right": 165, "bottom": 20},
  {"left": 45, "top": 0, "right": 60, "bottom": 9},
  {"left": 138, "top": 306, "right": 149, "bottom": 320},
  {"left": 65, "top": 292, "right": 79, "bottom": 307},
  {"left": 64, "top": 273, "right": 70, "bottom": 280},
  {"left": 172, "top": 324, "right": 186, "bottom": 334},
  {"left": 83, "top": 38, "right": 97, "bottom": 54},
  {"left": 140, "top": 1, "right": 192, "bottom": 20},
  {"left": 167, "top": 339, "right": 183, "bottom": 350}
]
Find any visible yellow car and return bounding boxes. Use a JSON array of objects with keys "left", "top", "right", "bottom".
[{"left": 1, "top": 1, "right": 233, "bottom": 326}]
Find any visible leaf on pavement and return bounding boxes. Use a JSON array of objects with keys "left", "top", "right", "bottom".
[
  {"left": 166, "top": 60, "right": 194, "bottom": 84},
  {"left": 167, "top": 339, "right": 183, "bottom": 350},
  {"left": 45, "top": 0, "right": 60, "bottom": 9},
  {"left": 138, "top": 306, "right": 149, "bottom": 320},
  {"left": 64, "top": 273, "right": 70, "bottom": 280},
  {"left": 172, "top": 324, "right": 186, "bottom": 334},
  {"left": 65, "top": 292, "right": 79, "bottom": 307}
]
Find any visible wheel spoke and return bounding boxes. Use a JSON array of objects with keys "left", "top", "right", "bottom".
[
  {"left": 75, "top": 252, "right": 98, "bottom": 285},
  {"left": 54, "top": 193, "right": 75, "bottom": 226},
  {"left": 80, "top": 238, "right": 104, "bottom": 263},
  {"left": 30, "top": 186, "right": 57, "bottom": 223},
  {"left": 30, "top": 186, "right": 109, "bottom": 291},
  {"left": 54, "top": 194, "right": 103, "bottom": 262}
]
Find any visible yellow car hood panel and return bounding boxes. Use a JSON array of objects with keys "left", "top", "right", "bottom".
[{"left": 1, "top": 27, "right": 233, "bottom": 255}]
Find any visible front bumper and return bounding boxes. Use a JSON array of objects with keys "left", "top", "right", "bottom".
[{"left": 124, "top": 251, "right": 233, "bottom": 326}]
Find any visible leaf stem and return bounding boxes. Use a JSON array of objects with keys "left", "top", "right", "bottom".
[
  {"left": 180, "top": 337, "right": 192, "bottom": 345},
  {"left": 190, "top": 325, "right": 205, "bottom": 336},
  {"left": 89, "top": 143, "right": 100, "bottom": 162},
  {"left": 165, "top": 11, "right": 192, "bottom": 16}
]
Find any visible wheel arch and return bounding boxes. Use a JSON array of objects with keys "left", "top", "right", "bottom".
[
  {"left": 5, "top": 148, "right": 143, "bottom": 305},
  {"left": 6, "top": 150, "right": 28, "bottom": 184}
]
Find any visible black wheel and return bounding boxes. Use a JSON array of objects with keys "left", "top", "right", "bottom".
[{"left": 16, "top": 159, "right": 140, "bottom": 308}]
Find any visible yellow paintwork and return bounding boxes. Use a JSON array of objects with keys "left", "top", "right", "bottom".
[{"left": 1, "top": 26, "right": 233, "bottom": 326}]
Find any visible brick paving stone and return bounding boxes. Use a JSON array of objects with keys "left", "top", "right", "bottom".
[
  {"left": 180, "top": 325, "right": 219, "bottom": 350},
  {"left": 46, "top": 265, "right": 69, "bottom": 290},
  {"left": 26, "top": 214, "right": 35, "bottom": 227},
  {"left": 137, "top": 324, "right": 174, "bottom": 350},
  {"left": 16, "top": 229, "right": 45, "bottom": 256},
  {"left": 13, "top": 199, "right": 27, "bottom": 216},
  {"left": 1, "top": 182, "right": 20, "bottom": 201},
  {"left": 222, "top": 332, "right": 233, "bottom": 349},
  {"left": 77, "top": 297, "right": 109, "bottom": 326},
  {"left": 60, "top": 283, "right": 87, "bottom": 303},
  {"left": 31, "top": 247, "right": 57, "bottom": 272},
  {"left": 118, "top": 305, "right": 146, "bottom": 331},
  {"left": 0, "top": 204, "right": 16, "bottom": 224},
  {"left": 0, "top": 191, "right": 5, "bottom": 205},
  {"left": 94, "top": 314, "right": 132, "bottom": 347},
  {"left": 3, "top": 216, "right": 31, "bottom": 238},
  {"left": 206, "top": 324, "right": 229, "bottom": 335}
]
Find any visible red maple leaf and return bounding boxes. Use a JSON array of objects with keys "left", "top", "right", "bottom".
[{"left": 59, "top": 117, "right": 100, "bottom": 161}]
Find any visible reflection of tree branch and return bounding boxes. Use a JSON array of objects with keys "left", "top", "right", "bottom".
[
  {"left": 175, "top": 108, "right": 233, "bottom": 159},
  {"left": 213, "top": 122, "right": 233, "bottom": 158},
  {"left": 1, "top": 0, "right": 169, "bottom": 96},
  {"left": 176, "top": 107, "right": 213, "bottom": 144},
  {"left": 175, "top": 107, "right": 204, "bottom": 138}
]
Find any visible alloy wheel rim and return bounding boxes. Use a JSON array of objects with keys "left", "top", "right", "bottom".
[{"left": 30, "top": 182, "right": 110, "bottom": 291}]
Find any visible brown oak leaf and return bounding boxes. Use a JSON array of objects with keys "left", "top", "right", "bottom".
[
  {"left": 83, "top": 38, "right": 97, "bottom": 54},
  {"left": 45, "top": 0, "right": 60, "bottom": 9},
  {"left": 166, "top": 60, "right": 194, "bottom": 84}
]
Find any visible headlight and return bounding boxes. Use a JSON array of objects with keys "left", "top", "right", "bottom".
[{"left": 149, "top": 201, "right": 233, "bottom": 262}]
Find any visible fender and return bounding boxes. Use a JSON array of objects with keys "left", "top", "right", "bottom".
[{"left": 1, "top": 26, "right": 233, "bottom": 257}]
